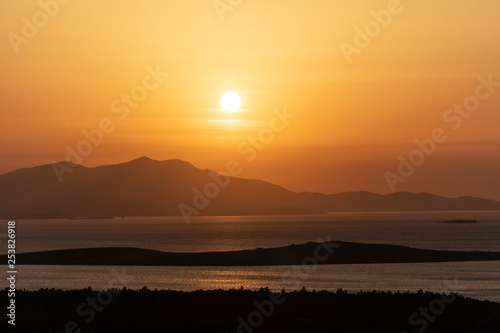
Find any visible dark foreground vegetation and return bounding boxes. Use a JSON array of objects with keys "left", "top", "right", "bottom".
[{"left": 2, "top": 288, "right": 500, "bottom": 333}]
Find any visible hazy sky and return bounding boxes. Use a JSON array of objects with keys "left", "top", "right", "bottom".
[{"left": 1, "top": 0, "right": 500, "bottom": 200}]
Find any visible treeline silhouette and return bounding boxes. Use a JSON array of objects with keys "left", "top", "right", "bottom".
[{"left": 2, "top": 287, "right": 500, "bottom": 332}]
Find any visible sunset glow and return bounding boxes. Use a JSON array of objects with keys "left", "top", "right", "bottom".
[
  {"left": 2, "top": 2, "right": 500, "bottom": 331},
  {"left": 1, "top": 0, "right": 500, "bottom": 200}
]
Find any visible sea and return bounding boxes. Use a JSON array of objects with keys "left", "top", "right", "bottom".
[{"left": 2, "top": 211, "right": 500, "bottom": 302}]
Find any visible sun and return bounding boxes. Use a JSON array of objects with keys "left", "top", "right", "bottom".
[{"left": 220, "top": 91, "right": 241, "bottom": 112}]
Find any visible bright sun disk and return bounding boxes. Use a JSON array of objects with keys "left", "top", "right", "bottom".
[{"left": 220, "top": 92, "right": 241, "bottom": 112}]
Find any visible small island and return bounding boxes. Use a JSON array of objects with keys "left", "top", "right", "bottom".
[{"left": 438, "top": 219, "right": 478, "bottom": 224}]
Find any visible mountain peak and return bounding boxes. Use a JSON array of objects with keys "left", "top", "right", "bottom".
[
  {"left": 123, "top": 157, "right": 198, "bottom": 171},
  {"left": 129, "top": 156, "right": 155, "bottom": 163}
]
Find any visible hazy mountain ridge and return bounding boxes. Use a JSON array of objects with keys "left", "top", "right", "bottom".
[{"left": 1, "top": 157, "right": 499, "bottom": 219}]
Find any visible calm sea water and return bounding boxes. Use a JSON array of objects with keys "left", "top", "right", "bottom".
[
  {"left": 2, "top": 212, "right": 500, "bottom": 301},
  {"left": 17, "top": 261, "right": 500, "bottom": 302}
]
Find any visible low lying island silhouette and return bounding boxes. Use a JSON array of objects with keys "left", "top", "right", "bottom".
[{"left": 8, "top": 241, "right": 500, "bottom": 266}]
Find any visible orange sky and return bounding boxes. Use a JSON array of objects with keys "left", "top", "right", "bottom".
[{"left": 1, "top": 0, "right": 500, "bottom": 200}]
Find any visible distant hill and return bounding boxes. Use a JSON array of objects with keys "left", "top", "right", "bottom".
[{"left": 1, "top": 157, "right": 499, "bottom": 219}]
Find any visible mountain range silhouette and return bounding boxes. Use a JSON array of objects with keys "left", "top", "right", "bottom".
[{"left": 1, "top": 157, "right": 499, "bottom": 219}]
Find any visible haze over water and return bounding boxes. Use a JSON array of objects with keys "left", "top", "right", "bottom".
[
  {"left": 6, "top": 212, "right": 500, "bottom": 302},
  {"left": 7, "top": 211, "right": 500, "bottom": 255}
]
